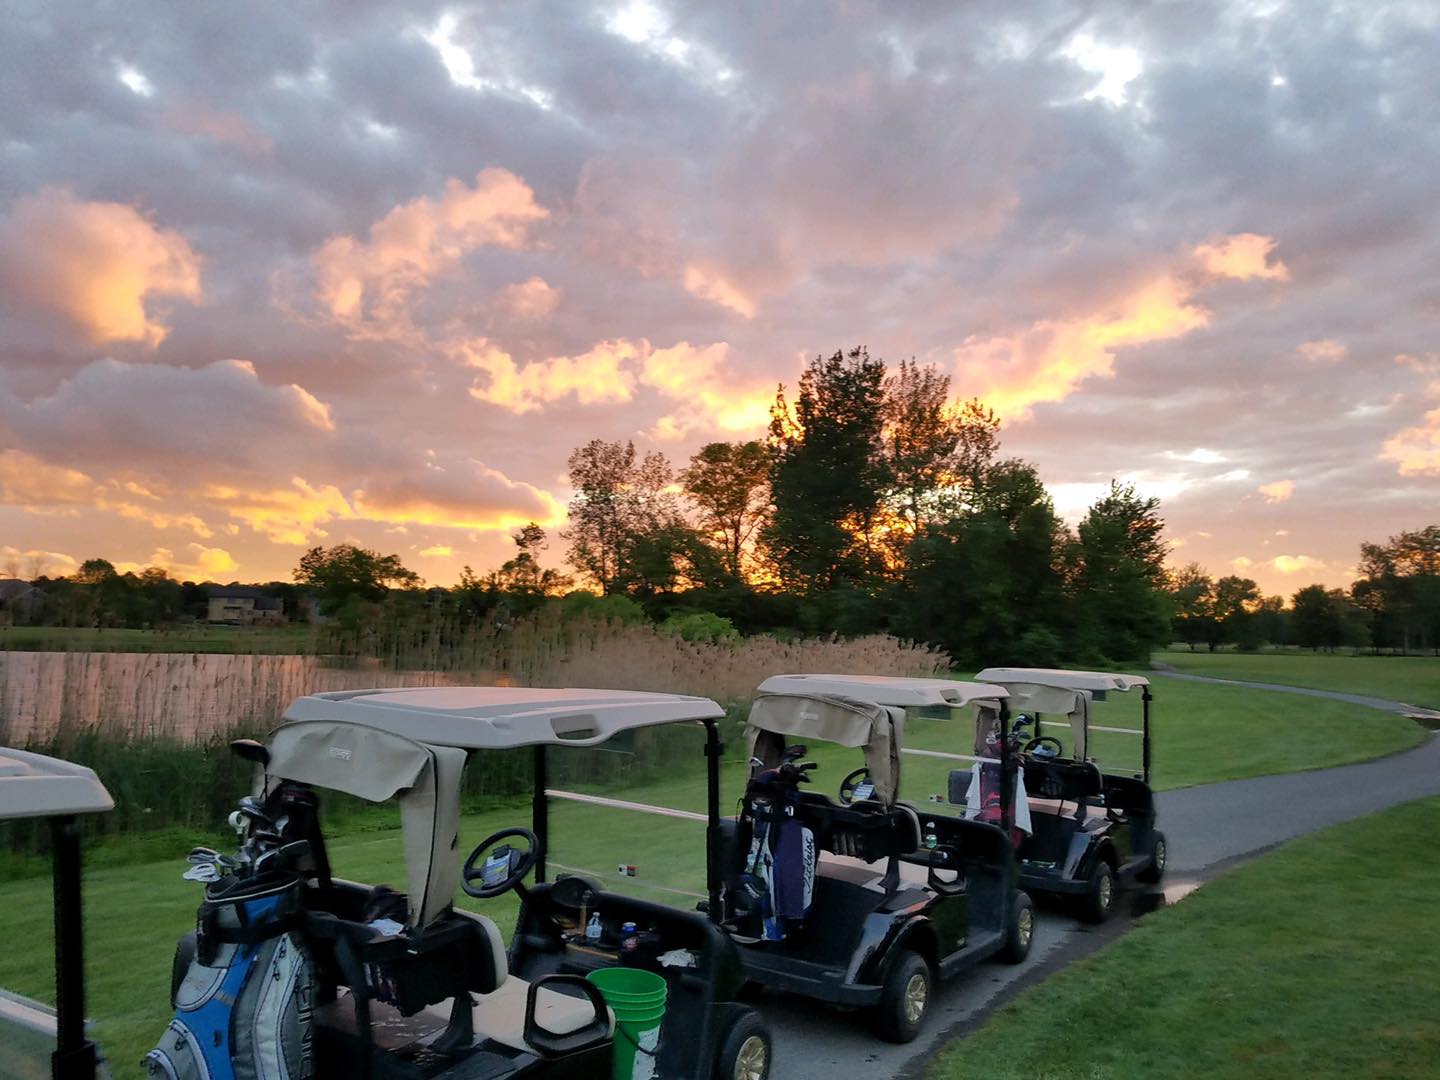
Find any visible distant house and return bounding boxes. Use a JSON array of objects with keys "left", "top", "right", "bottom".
[
  {"left": 0, "top": 579, "right": 44, "bottom": 623},
  {"left": 206, "top": 586, "right": 285, "bottom": 625}
]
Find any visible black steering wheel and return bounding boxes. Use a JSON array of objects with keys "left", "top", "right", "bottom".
[
  {"left": 838, "top": 766, "right": 875, "bottom": 805},
  {"left": 462, "top": 827, "right": 540, "bottom": 899},
  {"left": 1022, "top": 735, "right": 1065, "bottom": 758}
]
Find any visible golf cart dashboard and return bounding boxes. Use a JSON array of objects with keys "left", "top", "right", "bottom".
[{"left": 513, "top": 878, "right": 732, "bottom": 988}]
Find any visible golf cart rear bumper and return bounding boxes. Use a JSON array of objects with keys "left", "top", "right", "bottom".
[{"left": 737, "top": 950, "right": 882, "bottom": 1006}]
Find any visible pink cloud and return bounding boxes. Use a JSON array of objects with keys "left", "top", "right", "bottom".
[{"left": 0, "top": 187, "right": 201, "bottom": 346}]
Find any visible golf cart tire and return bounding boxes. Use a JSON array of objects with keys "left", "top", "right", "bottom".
[
  {"left": 1139, "top": 830, "right": 1167, "bottom": 884},
  {"left": 1080, "top": 858, "right": 1117, "bottom": 924},
  {"left": 716, "top": 1008, "right": 771, "bottom": 1080},
  {"left": 1001, "top": 891, "right": 1036, "bottom": 963},
  {"left": 872, "top": 948, "right": 931, "bottom": 1043}
]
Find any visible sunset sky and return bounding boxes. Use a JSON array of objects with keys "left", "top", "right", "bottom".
[{"left": 2, "top": 1, "right": 1437, "bottom": 596}]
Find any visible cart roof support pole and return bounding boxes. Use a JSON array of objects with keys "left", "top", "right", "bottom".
[
  {"left": 532, "top": 746, "right": 548, "bottom": 884},
  {"left": 1141, "top": 686, "right": 1152, "bottom": 785},
  {"left": 998, "top": 699, "right": 1013, "bottom": 835},
  {"left": 703, "top": 719, "right": 723, "bottom": 925},
  {"left": 51, "top": 815, "right": 96, "bottom": 1080}
]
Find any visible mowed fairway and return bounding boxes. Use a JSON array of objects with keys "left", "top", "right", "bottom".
[
  {"left": 0, "top": 677, "right": 1425, "bottom": 1075},
  {"left": 930, "top": 795, "right": 1440, "bottom": 1080},
  {"left": 1160, "top": 648, "right": 1440, "bottom": 709}
]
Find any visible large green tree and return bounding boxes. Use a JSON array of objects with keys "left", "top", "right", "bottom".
[
  {"left": 680, "top": 440, "right": 771, "bottom": 582},
  {"left": 764, "top": 347, "right": 888, "bottom": 592},
  {"left": 563, "top": 439, "right": 688, "bottom": 595},
  {"left": 880, "top": 360, "right": 999, "bottom": 539},
  {"left": 896, "top": 460, "right": 1068, "bottom": 665}
]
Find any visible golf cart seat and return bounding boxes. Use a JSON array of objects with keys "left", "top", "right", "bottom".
[
  {"left": 1018, "top": 759, "right": 1104, "bottom": 808},
  {"left": 794, "top": 792, "right": 922, "bottom": 862},
  {"left": 310, "top": 903, "right": 613, "bottom": 1064}
]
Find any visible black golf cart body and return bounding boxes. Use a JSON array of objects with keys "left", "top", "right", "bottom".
[
  {"left": 719, "top": 675, "right": 1034, "bottom": 1041},
  {"left": 0, "top": 747, "right": 114, "bottom": 1080},
  {"left": 218, "top": 686, "right": 768, "bottom": 1080},
  {"left": 968, "top": 668, "right": 1164, "bottom": 919}
]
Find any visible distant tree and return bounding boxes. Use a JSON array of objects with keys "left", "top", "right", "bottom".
[
  {"left": 1353, "top": 525, "right": 1440, "bottom": 654},
  {"left": 294, "top": 544, "right": 420, "bottom": 613},
  {"left": 1251, "top": 595, "right": 1288, "bottom": 648},
  {"left": 1068, "top": 482, "right": 1170, "bottom": 662},
  {"left": 1167, "top": 563, "right": 1216, "bottom": 651},
  {"left": 489, "top": 524, "right": 571, "bottom": 600},
  {"left": 563, "top": 440, "right": 686, "bottom": 595},
  {"left": 74, "top": 558, "right": 117, "bottom": 585},
  {"left": 765, "top": 347, "right": 888, "bottom": 592},
  {"left": 1211, "top": 575, "right": 1261, "bottom": 650},
  {"left": 680, "top": 440, "right": 771, "bottom": 582}
]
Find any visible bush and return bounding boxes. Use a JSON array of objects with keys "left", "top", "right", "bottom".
[{"left": 661, "top": 611, "right": 739, "bottom": 643}]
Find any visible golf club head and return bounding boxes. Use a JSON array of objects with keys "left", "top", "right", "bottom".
[{"left": 182, "top": 863, "right": 222, "bottom": 884}]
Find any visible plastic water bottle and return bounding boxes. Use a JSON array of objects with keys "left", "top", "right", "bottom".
[{"left": 586, "top": 913, "right": 602, "bottom": 943}]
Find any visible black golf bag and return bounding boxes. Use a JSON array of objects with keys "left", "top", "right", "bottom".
[{"left": 144, "top": 872, "right": 314, "bottom": 1080}]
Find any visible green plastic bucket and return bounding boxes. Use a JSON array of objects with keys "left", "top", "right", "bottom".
[{"left": 587, "top": 967, "right": 668, "bottom": 1080}]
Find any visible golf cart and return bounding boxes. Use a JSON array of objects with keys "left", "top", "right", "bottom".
[
  {"left": 150, "top": 687, "right": 771, "bottom": 1080},
  {"left": 718, "top": 675, "right": 1034, "bottom": 1043},
  {"left": 0, "top": 747, "right": 114, "bottom": 1080},
  {"left": 966, "top": 668, "right": 1165, "bottom": 922}
]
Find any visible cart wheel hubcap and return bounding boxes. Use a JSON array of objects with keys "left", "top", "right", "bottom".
[
  {"left": 1099, "top": 872, "right": 1113, "bottom": 908},
  {"left": 1156, "top": 842, "right": 1166, "bottom": 872},
  {"left": 904, "top": 972, "right": 928, "bottom": 1024},
  {"left": 735, "top": 1035, "right": 767, "bottom": 1080},
  {"left": 1018, "top": 907, "right": 1034, "bottom": 948}
]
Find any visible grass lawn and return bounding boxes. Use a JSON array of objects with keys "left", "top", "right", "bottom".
[
  {"left": 1158, "top": 648, "right": 1440, "bottom": 709},
  {"left": 0, "top": 624, "right": 316, "bottom": 654},
  {"left": 931, "top": 795, "right": 1440, "bottom": 1080},
  {"left": 0, "top": 677, "right": 1425, "bottom": 1075}
]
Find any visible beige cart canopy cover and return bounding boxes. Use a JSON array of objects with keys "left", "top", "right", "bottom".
[
  {"left": 266, "top": 686, "right": 727, "bottom": 928},
  {"left": 975, "top": 667, "right": 1148, "bottom": 760},
  {"left": 748, "top": 675, "right": 1008, "bottom": 804},
  {"left": 0, "top": 748, "right": 114, "bottom": 821}
]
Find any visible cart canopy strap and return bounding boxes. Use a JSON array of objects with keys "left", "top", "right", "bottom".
[
  {"left": 263, "top": 720, "right": 464, "bottom": 928},
  {"left": 746, "top": 693, "right": 905, "bottom": 805}
]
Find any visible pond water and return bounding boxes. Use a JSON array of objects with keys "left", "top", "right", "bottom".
[{"left": 0, "top": 651, "right": 508, "bottom": 743}]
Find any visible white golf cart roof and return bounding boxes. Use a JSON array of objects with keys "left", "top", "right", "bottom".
[
  {"left": 975, "top": 668, "right": 1149, "bottom": 693},
  {"left": 756, "top": 674, "right": 1007, "bottom": 708},
  {"left": 280, "top": 686, "right": 727, "bottom": 749},
  {"left": 747, "top": 676, "right": 1006, "bottom": 806},
  {"left": 0, "top": 748, "right": 114, "bottom": 821},
  {"left": 266, "top": 687, "right": 726, "bottom": 929}
]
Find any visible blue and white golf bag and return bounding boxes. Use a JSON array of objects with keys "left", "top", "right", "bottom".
[
  {"left": 740, "top": 772, "right": 816, "bottom": 942},
  {"left": 144, "top": 873, "right": 313, "bottom": 1080}
]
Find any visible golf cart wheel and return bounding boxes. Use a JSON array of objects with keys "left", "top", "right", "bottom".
[
  {"left": 872, "top": 948, "right": 931, "bottom": 1043},
  {"left": 716, "top": 1009, "right": 771, "bottom": 1080},
  {"left": 1139, "top": 831, "right": 1168, "bottom": 884},
  {"left": 1080, "top": 859, "right": 1117, "bottom": 924},
  {"left": 1001, "top": 891, "right": 1036, "bottom": 963}
]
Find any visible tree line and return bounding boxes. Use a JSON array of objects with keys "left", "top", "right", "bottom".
[
  {"left": 10, "top": 347, "right": 1433, "bottom": 665},
  {"left": 1166, "top": 525, "right": 1440, "bottom": 654}
]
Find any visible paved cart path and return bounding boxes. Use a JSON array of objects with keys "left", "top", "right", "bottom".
[{"left": 760, "top": 677, "right": 1440, "bottom": 1080}]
